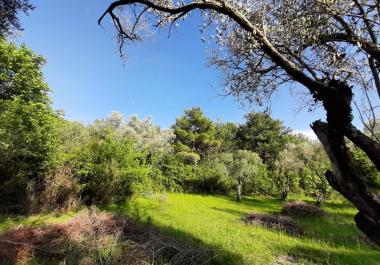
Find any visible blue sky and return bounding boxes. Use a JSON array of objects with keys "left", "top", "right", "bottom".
[{"left": 17, "top": 0, "right": 330, "bottom": 136}]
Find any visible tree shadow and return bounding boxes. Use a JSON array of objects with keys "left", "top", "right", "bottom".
[
  {"left": 0, "top": 210, "right": 244, "bottom": 265},
  {"left": 210, "top": 207, "right": 248, "bottom": 217},
  {"left": 287, "top": 243, "right": 380, "bottom": 265}
]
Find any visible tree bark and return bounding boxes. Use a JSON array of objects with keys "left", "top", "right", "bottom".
[
  {"left": 237, "top": 180, "right": 242, "bottom": 201},
  {"left": 311, "top": 80, "right": 380, "bottom": 246}
]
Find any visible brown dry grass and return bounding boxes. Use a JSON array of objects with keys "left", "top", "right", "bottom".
[
  {"left": 243, "top": 213, "right": 304, "bottom": 235},
  {"left": 0, "top": 209, "right": 215, "bottom": 265},
  {"left": 281, "top": 201, "right": 325, "bottom": 217}
]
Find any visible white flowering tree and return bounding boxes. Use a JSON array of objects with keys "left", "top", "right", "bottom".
[{"left": 100, "top": 0, "right": 380, "bottom": 245}]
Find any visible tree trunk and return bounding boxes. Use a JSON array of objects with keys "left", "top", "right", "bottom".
[
  {"left": 315, "top": 193, "right": 325, "bottom": 208},
  {"left": 310, "top": 80, "right": 380, "bottom": 246},
  {"left": 237, "top": 180, "right": 242, "bottom": 201}
]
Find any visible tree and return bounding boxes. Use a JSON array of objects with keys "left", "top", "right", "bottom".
[
  {"left": 298, "top": 142, "right": 332, "bottom": 206},
  {"left": 226, "top": 150, "right": 265, "bottom": 201},
  {"left": 172, "top": 107, "right": 220, "bottom": 160},
  {"left": 0, "top": 39, "right": 59, "bottom": 213},
  {"left": 215, "top": 121, "right": 239, "bottom": 152},
  {"left": 237, "top": 112, "right": 291, "bottom": 167},
  {"left": 0, "top": 0, "right": 33, "bottom": 37},
  {"left": 273, "top": 144, "right": 303, "bottom": 201},
  {"left": 101, "top": 0, "right": 380, "bottom": 245},
  {"left": 94, "top": 112, "right": 173, "bottom": 154}
]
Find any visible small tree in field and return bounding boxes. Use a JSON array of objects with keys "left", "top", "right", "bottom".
[
  {"left": 100, "top": 0, "right": 380, "bottom": 245},
  {"left": 227, "top": 150, "right": 265, "bottom": 201},
  {"left": 298, "top": 142, "right": 332, "bottom": 207},
  {"left": 274, "top": 144, "right": 303, "bottom": 201}
]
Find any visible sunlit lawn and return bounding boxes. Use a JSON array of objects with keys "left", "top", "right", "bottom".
[{"left": 108, "top": 193, "right": 380, "bottom": 265}]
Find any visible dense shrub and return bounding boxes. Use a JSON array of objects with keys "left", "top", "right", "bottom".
[
  {"left": 39, "top": 165, "right": 81, "bottom": 212},
  {"left": 0, "top": 40, "right": 60, "bottom": 214}
]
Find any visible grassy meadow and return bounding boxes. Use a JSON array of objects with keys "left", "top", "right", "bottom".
[
  {"left": 107, "top": 193, "right": 380, "bottom": 265},
  {"left": 0, "top": 194, "right": 379, "bottom": 264}
]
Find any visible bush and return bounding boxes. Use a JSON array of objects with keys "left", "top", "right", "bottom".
[{"left": 39, "top": 165, "right": 81, "bottom": 212}]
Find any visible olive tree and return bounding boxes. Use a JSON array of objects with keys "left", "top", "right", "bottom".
[
  {"left": 100, "top": 0, "right": 380, "bottom": 245},
  {"left": 226, "top": 150, "right": 265, "bottom": 201},
  {"left": 274, "top": 144, "right": 303, "bottom": 201},
  {"left": 298, "top": 141, "right": 332, "bottom": 207}
]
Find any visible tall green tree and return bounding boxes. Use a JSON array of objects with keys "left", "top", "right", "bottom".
[
  {"left": 215, "top": 121, "right": 238, "bottom": 152},
  {"left": 0, "top": 39, "right": 59, "bottom": 213},
  {"left": 237, "top": 112, "right": 291, "bottom": 167},
  {"left": 172, "top": 107, "right": 220, "bottom": 161}
]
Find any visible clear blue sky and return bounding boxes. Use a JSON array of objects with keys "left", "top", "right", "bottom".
[{"left": 18, "top": 0, "right": 332, "bottom": 136}]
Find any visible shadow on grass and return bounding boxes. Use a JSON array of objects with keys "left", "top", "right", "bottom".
[
  {"left": 210, "top": 207, "right": 248, "bottom": 217},
  {"left": 0, "top": 210, "right": 245, "bottom": 265},
  {"left": 106, "top": 203, "right": 245, "bottom": 265},
  {"left": 288, "top": 243, "right": 380, "bottom": 265}
]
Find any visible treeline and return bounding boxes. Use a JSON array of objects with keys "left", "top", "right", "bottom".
[{"left": 1, "top": 39, "right": 379, "bottom": 214}]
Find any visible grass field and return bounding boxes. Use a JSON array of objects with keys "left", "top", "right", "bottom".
[
  {"left": 108, "top": 193, "right": 380, "bottom": 265},
  {"left": 1, "top": 194, "right": 379, "bottom": 265},
  {"left": 0, "top": 211, "right": 75, "bottom": 234}
]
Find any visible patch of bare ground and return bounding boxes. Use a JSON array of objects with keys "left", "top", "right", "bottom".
[
  {"left": 281, "top": 202, "right": 325, "bottom": 217},
  {"left": 243, "top": 213, "right": 304, "bottom": 235},
  {"left": 0, "top": 209, "right": 215, "bottom": 264}
]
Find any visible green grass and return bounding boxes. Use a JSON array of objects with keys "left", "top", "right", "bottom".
[
  {"left": 108, "top": 193, "right": 380, "bottom": 265},
  {"left": 0, "top": 211, "right": 77, "bottom": 234}
]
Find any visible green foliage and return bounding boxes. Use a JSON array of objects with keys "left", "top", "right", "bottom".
[
  {"left": 0, "top": 40, "right": 59, "bottom": 213},
  {"left": 297, "top": 142, "right": 332, "bottom": 205},
  {"left": 193, "top": 153, "right": 233, "bottom": 193},
  {"left": 172, "top": 107, "right": 221, "bottom": 158},
  {"left": 215, "top": 121, "right": 238, "bottom": 152},
  {"left": 227, "top": 150, "right": 268, "bottom": 199},
  {"left": 351, "top": 146, "right": 380, "bottom": 193},
  {"left": 274, "top": 144, "right": 303, "bottom": 200},
  {"left": 237, "top": 112, "right": 291, "bottom": 167},
  {"left": 68, "top": 126, "right": 156, "bottom": 204}
]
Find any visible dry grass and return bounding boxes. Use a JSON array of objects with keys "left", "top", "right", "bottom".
[
  {"left": 281, "top": 201, "right": 325, "bottom": 217},
  {"left": 0, "top": 209, "right": 215, "bottom": 264},
  {"left": 243, "top": 213, "right": 304, "bottom": 235}
]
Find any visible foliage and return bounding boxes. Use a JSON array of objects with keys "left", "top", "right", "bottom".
[
  {"left": 193, "top": 153, "right": 233, "bottom": 194},
  {"left": 226, "top": 150, "right": 268, "bottom": 200},
  {"left": 172, "top": 107, "right": 221, "bottom": 159},
  {"left": 0, "top": 0, "right": 33, "bottom": 37},
  {"left": 0, "top": 40, "right": 59, "bottom": 213},
  {"left": 237, "top": 112, "right": 291, "bottom": 167},
  {"left": 273, "top": 143, "right": 303, "bottom": 200},
  {"left": 297, "top": 142, "right": 332, "bottom": 206},
  {"left": 351, "top": 146, "right": 380, "bottom": 194},
  {"left": 215, "top": 121, "right": 238, "bottom": 152},
  {"left": 67, "top": 126, "right": 156, "bottom": 204}
]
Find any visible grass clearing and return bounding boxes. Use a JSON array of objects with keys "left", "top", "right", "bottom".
[
  {"left": 107, "top": 193, "right": 380, "bottom": 265},
  {"left": 0, "top": 211, "right": 77, "bottom": 235}
]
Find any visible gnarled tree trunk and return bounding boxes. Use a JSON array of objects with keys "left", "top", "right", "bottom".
[{"left": 311, "top": 80, "right": 380, "bottom": 246}]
